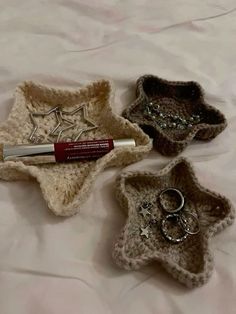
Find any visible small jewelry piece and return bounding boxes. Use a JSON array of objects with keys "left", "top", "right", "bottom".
[
  {"left": 179, "top": 211, "right": 200, "bottom": 235},
  {"left": 143, "top": 100, "right": 202, "bottom": 130},
  {"left": 140, "top": 226, "right": 149, "bottom": 238},
  {"left": 50, "top": 109, "right": 76, "bottom": 142},
  {"left": 139, "top": 207, "right": 151, "bottom": 218},
  {"left": 30, "top": 134, "right": 45, "bottom": 144},
  {"left": 61, "top": 104, "right": 98, "bottom": 141},
  {"left": 139, "top": 201, "right": 152, "bottom": 218},
  {"left": 138, "top": 189, "right": 200, "bottom": 244},
  {"left": 161, "top": 214, "right": 188, "bottom": 243},
  {"left": 28, "top": 102, "right": 98, "bottom": 144},
  {"left": 159, "top": 188, "right": 185, "bottom": 213},
  {"left": 149, "top": 218, "right": 158, "bottom": 225},
  {"left": 29, "top": 106, "right": 59, "bottom": 143}
]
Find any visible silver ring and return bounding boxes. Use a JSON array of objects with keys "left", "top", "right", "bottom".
[
  {"left": 159, "top": 188, "right": 185, "bottom": 213},
  {"left": 161, "top": 214, "right": 188, "bottom": 244},
  {"left": 179, "top": 211, "right": 200, "bottom": 235}
]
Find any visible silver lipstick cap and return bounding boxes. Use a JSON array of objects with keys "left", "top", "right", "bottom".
[
  {"left": 113, "top": 139, "right": 136, "bottom": 148},
  {"left": 3, "top": 143, "right": 54, "bottom": 161}
]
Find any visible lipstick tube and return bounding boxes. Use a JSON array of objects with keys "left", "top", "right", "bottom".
[{"left": 2, "top": 138, "right": 136, "bottom": 164}]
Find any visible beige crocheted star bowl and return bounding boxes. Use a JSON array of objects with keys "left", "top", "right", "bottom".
[
  {"left": 0, "top": 80, "right": 152, "bottom": 216},
  {"left": 113, "top": 157, "right": 234, "bottom": 288},
  {"left": 123, "top": 75, "right": 227, "bottom": 156}
]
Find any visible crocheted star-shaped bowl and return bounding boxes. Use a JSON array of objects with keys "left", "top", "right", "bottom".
[
  {"left": 0, "top": 80, "right": 152, "bottom": 216},
  {"left": 123, "top": 75, "right": 227, "bottom": 156},
  {"left": 112, "top": 157, "right": 234, "bottom": 288}
]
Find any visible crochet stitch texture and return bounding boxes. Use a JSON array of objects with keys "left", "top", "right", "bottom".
[
  {"left": 0, "top": 80, "right": 152, "bottom": 216},
  {"left": 113, "top": 157, "right": 235, "bottom": 287},
  {"left": 123, "top": 74, "right": 227, "bottom": 156}
]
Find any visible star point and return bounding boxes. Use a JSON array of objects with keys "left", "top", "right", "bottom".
[
  {"left": 139, "top": 207, "right": 151, "bottom": 218},
  {"left": 49, "top": 109, "right": 76, "bottom": 142},
  {"left": 123, "top": 74, "right": 227, "bottom": 156},
  {"left": 113, "top": 157, "right": 234, "bottom": 287},
  {"left": 140, "top": 226, "right": 149, "bottom": 238},
  {"left": 0, "top": 80, "right": 152, "bottom": 216},
  {"left": 28, "top": 102, "right": 98, "bottom": 143},
  {"left": 61, "top": 103, "right": 98, "bottom": 141},
  {"left": 29, "top": 106, "right": 59, "bottom": 143}
]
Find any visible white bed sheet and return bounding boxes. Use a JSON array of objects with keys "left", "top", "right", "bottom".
[{"left": 0, "top": 1, "right": 236, "bottom": 313}]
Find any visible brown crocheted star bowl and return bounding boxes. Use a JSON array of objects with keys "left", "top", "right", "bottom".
[
  {"left": 112, "top": 158, "right": 235, "bottom": 288},
  {"left": 123, "top": 75, "right": 227, "bottom": 156}
]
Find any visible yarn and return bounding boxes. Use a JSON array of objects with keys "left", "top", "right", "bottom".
[
  {"left": 113, "top": 157, "right": 235, "bottom": 288},
  {"left": 0, "top": 80, "right": 152, "bottom": 216},
  {"left": 123, "top": 75, "right": 227, "bottom": 156}
]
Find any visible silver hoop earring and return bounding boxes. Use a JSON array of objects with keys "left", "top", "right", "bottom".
[
  {"left": 161, "top": 214, "right": 188, "bottom": 243},
  {"left": 159, "top": 188, "right": 185, "bottom": 213}
]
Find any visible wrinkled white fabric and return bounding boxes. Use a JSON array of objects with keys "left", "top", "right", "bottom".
[{"left": 0, "top": 1, "right": 236, "bottom": 313}]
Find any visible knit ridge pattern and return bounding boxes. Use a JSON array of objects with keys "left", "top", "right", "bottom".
[
  {"left": 0, "top": 80, "right": 152, "bottom": 216},
  {"left": 123, "top": 74, "right": 227, "bottom": 156},
  {"left": 112, "top": 157, "right": 235, "bottom": 287}
]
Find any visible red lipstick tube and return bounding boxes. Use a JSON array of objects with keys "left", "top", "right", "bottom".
[{"left": 3, "top": 138, "right": 136, "bottom": 164}]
